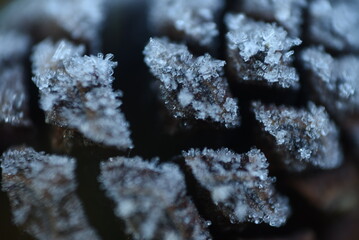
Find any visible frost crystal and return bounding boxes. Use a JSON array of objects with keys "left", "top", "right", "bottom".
[
  {"left": 99, "top": 156, "right": 212, "bottom": 240},
  {"left": 148, "top": 0, "right": 223, "bottom": 47},
  {"left": 300, "top": 46, "right": 359, "bottom": 119},
  {"left": 144, "top": 38, "right": 240, "bottom": 128},
  {"left": 0, "top": 147, "right": 100, "bottom": 240},
  {"left": 239, "top": 0, "right": 307, "bottom": 37},
  {"left": 31, "top": 39, "right": 133, "bottom": 150},
  {"left": 252, "top": 101, "right": 343, "bottom": 171},
  {"left": 0, "top": 0, "right": 105, "bottom": 45},
  {"left": 225, "top": 13, "right": 301, "bottom": 89},
  {"left": 308, "top": 0, "right": 359, "bottom": 51},
  {"left": 183, "top": 148, "right": 290, "bottom": 227},
  {"left": 0, "top": 32, "right": 31, "bottom": 126}
]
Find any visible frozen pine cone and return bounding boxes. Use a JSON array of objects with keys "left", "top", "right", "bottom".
[
  {"left": 0, "top": 147, "right": 100, "bottom": 240},
  {"left": 252, "top": 101, "right": 343, "bottom": 171},
  {"left": 1, "top": 1, "right": 359, "bottom": 240},
  {"left": 144, "top": 37, "right": 240, "bottom": 128},
  {"left": 225, "top": 13, "right": 301, "bottom": 89},
  {"left": 99, "top": 156, "right": 212, "bottom": 240}
]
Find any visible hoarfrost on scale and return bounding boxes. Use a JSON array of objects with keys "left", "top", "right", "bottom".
[
  {"left": 308, "top": 0, "right": 359, "bottom": 51},
  {"left": 148, "top": 0, "right": 224, "bottom": 47},
  {"left": 0, "top": 0, "right": 105, "bottom": 45},
  {"left": 31, "top": 39, "right": 133, "bottom": 150},
  {"left": 239, "top": 0, "right": 307, "bottom": 37},
  {"left": 0, "top": 147, "right": 100, "bottom": 240},
  {"left": 99, "top": 156, "right": 212, "bottom": 240},
  {"left": 225, "top": 13, "right": 301, "bottom": 89},
  {"left": 0, "top": 31, "right": 31, "bottom": 126},
  {"left": 301, "top": 46, "right": 359, "bottom": 118},
  {"left": 144, "top": 38, "right": 240, "bottom": 128},
  {"left": 183, "top": 148, "right": 290, "bottom": 227},
  {"left": 252, "top": 101, "right": 343, "bottom": 171}
]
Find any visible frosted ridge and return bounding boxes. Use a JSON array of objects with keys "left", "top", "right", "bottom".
[
  {"left": 240, "top": 0, "right": 307, "bottom": 37},
  {"left": 301, "top": 46, "right": 359, "bottom": 117},
  {"left": 0, "top": 147, "right": 100, "bottom": 240},
  {"left": 99, "top": 156, "right": 212, "bottom": 240},
  {"left": 148, "top": 0, "right": 223, "bottom": 47},
  {"left": 225, "top": 13, "right": 301, "bottom": 89},
  {"left": 31, "top": 39, "right": 133, "bottom": 150},
  {"left": 252, "top": 101, "right": 343, "bottom": 171},
  {"left": 183, "top": 148, "right": 290, "bottom": 227},
  {"left": 144, "top": 38, "right": 240, "bottom": 128},
  {"left": 308, "top": 0, "right": 359, "bottom": 51}
]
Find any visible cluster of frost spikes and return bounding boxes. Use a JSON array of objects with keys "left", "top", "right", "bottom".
[
  {"left": 183, "top": 148, "right": 290, "bottom": 227},
  {"left": 252, "top": 101, "right": 343, "bottom": 171},
  {"left": 99, "top": 156, "right": 212, "bottom": 240},
  {"left": 239, "top": 0, "right": 307, "bottom": 37},
  {"left": 0, "top": 0, "right": 105, "bottom": 48},
  {"left": 308, "top": 0, "right": 359, "bottom": 52},
  {"left": 148, "top": 0, "right": 223, "bottom": 47},
  {"left": 0, "top": 147, "right": 100, "bottom": 240},
  {"left": 143, "top": 38, "right": 240, "bottom": 128},
  {"left": 300, "top": 46, "right": 359, "bottom": 119},
  {"left": 31, "top": 39, "right": 133, "bottom": 150},
  {"left": 225, "top": 13, "right": 301, "bottom": 89},
  {"left": 0, "top": 31, "right": 31, "bottom": 126}
]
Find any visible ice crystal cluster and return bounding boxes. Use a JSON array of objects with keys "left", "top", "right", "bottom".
[
  {"left": 301, "top": 46, "right": 359, "bottom": 119},
  {"left": 308, "top": 0, "right": 359, "bottom": 51},
  {"left": 0, "top": 147, "right": 99, "bottom": 240},
  {"left": 225, "top": 14, "right": 302, "bottom": 89},
  {"left": 31, "top": 39, "right": 133, "bottom": 150},
  {"left": 183, "top": 148, "right": 290, "bottom": 227},
  {"left": 144, "top": 38, "right": 240, "bottom": 128},
  {"left": 239, "top": 0, "right": 307, "bottom": 37},
  {"left": 252, "top": 102, "right": 343, "bottom": 171},
  {"left": 148, "top": 0, "right": 223, "bottom": 47},
  {"left": 0, "top": 32, "right": 31, "bottom": 126},
  {"left": 99, "top": 156, "right": 212, "bottom": 240}
]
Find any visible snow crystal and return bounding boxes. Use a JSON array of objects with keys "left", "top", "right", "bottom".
[
  {"left": 183, "top": 148, "right": 290, "bottom": 227},
  {"left": 144, "top": 38, "right": 240, "bottom": 128},
  {"left": 308, "top": 0, "right": 359, "bottom": 51},
  {"left": 0, "top": 147, "right": 100, "bottom": 240},
  {"left": 239, "top": 0, "right": 307, "bottom": 37},
  {"left": 99, "top": 156, "right": 212, "bottom": 240},
  {"left": 225, "top": 13, "right": 301, "bottom": 89},
  {"left": 0, "top": 0, "right": 105, "bottom": 46},
  {"left": 148, "top": 0, "right": 224, "bottom": 47},
  {"left": 300, "top": 46, "right": 359, "bottom": 119},
  {"left": 252, "top": 101, "right": 343, "bottom": 171},
  {"left": 31, "top": 39, "right": 133, "bottom": 150}
]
